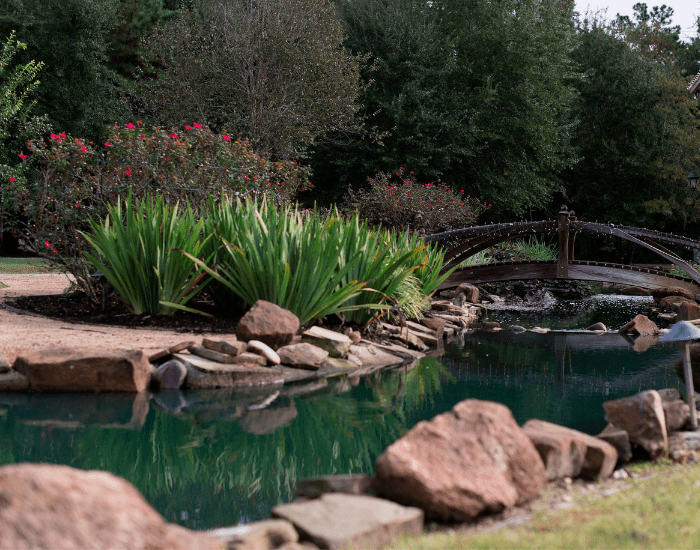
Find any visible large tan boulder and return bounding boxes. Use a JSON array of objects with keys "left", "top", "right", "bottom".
[
  {"left": 371, "top": 400, "right": 547, "bottom": 522},
  {"left": 522, "top": 419, "right": 617, "bottom": 480},
  {"left": 235, "top": 300, "right": 300, "bottom": 349},
  {"left": 651, "top": 286, "right": 696, "bottom": 303},
  {"left": 617, "top": 314, "right": 659, "bottom": 336},
  {"left": 0, "top": 463, "right": 223, "bottom": 550},
  {"left": 603, "top": 390, "right": 667, "bottom": 459},
  {"left": 658, "top": 295, "right": 693, "bottom": 312},
  {"left": 13, "top": 347, "right": 151, "bottom": 392}
]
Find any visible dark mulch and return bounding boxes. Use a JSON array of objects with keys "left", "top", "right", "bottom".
[{"left": 5, "top": 290, "right": 242, "bottom": 334}]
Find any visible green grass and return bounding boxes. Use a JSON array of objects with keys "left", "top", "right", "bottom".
[
  {"left": 388, "top": 461, "right": 700, "bottom": 550},
  {"left": 0, "top": 257, "right": 61, "bottom": 274}
]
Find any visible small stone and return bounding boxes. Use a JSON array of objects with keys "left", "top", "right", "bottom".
[
  {"left": 662, "top": 400, "right": 690, "bottom": 433},
  {"left": 586, "top": 322, "right": 607, "bottom": 331},
  {"left": 652, "top": 286, "right": 696, "bottom": 302},
  {"left": 301, "top": 327, "right": 353, "bottom": 358},
  {"left": 234, "top": 352, "right": 268, "bottom": 366},
  {"left": 151, "top": 359, "right": 187, "bottom": 390},
  {"left": 510, "top": 325, "right": 526, "bottom": 333},
  {"left": 296, "top": 474, "right": 371, "bottom": 498},
  {"left": 530, "top": 327, "right": 548, "bottom": 334},
  {"left": 247, "top": 340, "right": 281, "bottom": 365},
  {"left": 348, "top": 331, "right": 362, "bottom": 345},
  {"left": 188, "top": 345, "right": 236, "bottom": 364},
  {"left": 169, "top": 341, "right": 197, "bottom": 354},
  {"left": 612, "top": 468, "right": 629, "bottom": 479},
  {"left": 622, "top": 286, "right": 651, "bottom": 296},
  {"left": 277, "top": 344, "right": 328, "bottom": 370},
  {"left": 202, "top": 338, "right": 245, "bottom": 357}
]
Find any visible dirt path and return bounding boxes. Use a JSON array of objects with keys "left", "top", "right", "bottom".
[{"left": 0, "top": 275, "right": 209, "bottom": 365}]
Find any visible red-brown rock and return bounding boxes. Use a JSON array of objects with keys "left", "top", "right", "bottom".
[
  {"left": 371, "top": 400, "right": 547, "bottom": 522},
  {"left": 677, "top": 301, "right": 700, "bottom": 322},
  {"left": 621, "top": 286, "right": 651, "bottom": 296},
  {"left": 651, "top": 286, "right": 696, "bottom": 303},
  {"left": 617, "top": 314, "right": 659, "bottom": 336},
  {"left": 522, "top": 419, "right": 617, "bottom": 480},
  {"left": 456, "top": 283, "right": 479, "bottom": 303},
  {"left": 13, "top": 347, "right": 151, "bottom": 392},
  {"left": 0, "top": 463, "right": 223, "bottom": 550},
  {"left": 235, "top": 300, "right": 300, "bottom": 349},
  {"left": 658, "top": 296, "right": 693, "bottom": 311},
  {"left": 603, "top": 390, "right": 668, "bottom": 459}
]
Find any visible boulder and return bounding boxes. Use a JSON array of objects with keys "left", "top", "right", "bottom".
[
  {"left": 208, "top": 519, "right": 298, "bottom": 550},
  {"left": 13, "top": 347, "right": 151, "bottom": 392},
  {"left": 651, "top": 286, "right": 696, "bottom": 303},
  {"left": 522, "top": 419, "right": 617, "bottom": 480},
  {"left": 0, "top": 463, "right": 223, "bottom": 550},
  {"left": 301, "top": 327, "right": 353, "bottom": 358},
  {"left": 585, "top": 322, "right": 607, "bottom": 332},
  {"left": 662, "top": 400, "right": 690, "bottom": 432},
  {"left": 597, "top": 423, "right": 633, "bottom": 463},
  {"left": 456, "top": 282, "right": 479, "bottom": 303},
  {"left": 296, "top": 474, "right": 371, "bottom": 498},
  {"left": 617, "top": 314, "right": 659, "bottom": 336},
  {"left": 151, "top": 359, "right": 187, "bottom": 390},
  {"left": 272, "top": 494, "right": 423, "bottom": 550},
  {"left": 603, "top": 390, "right": 667, "bottom": 459},
  {"left": 236, "top": 300, "right": 300, "bottom": 349},
  {"left": 371, "top": 400, "right": 547, "bottom": 522},
  {"left": 658, "top": 296, "right": 693, "bottom": 311},
  {"left": 621, "top": 286, "right": 651, "bottom": 296},
  {"left": 277, "top": 343, "right": 329, "bottom": 370},
  {"left": 677, "top": 301, "right": 700, "bottom": 322}
]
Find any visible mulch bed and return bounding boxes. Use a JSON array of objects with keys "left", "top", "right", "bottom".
[{"left": 6, "top": 291, "right": 242, "bottom": 334}]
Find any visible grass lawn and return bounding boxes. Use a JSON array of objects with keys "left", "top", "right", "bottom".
[
  {"left": 389, "top": 461, "right": 700, "bottom": 550},
  {"left": 0, "top": 257, "right": 61, "bottom": 274}
]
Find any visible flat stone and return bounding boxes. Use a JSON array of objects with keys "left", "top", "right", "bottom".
[
  {"left": 420, "top": 318, "right": 446, "bottom": 333},
  {"left": 151, "top": 359, "right": 187, "bottom": 390},
  {"left": 363, "top": 340, "right": 424, "bottom": 360},
  {"left": 236, "top": 300, "right": 300, "bottom": 349},
  {"left": 0, "top": 464, "right": 223, "bottom": 550},
  {"left": 208, "top": 519, "right": 298, "bottom": 550},
  {"left": 652, "top": 286, "right": 696, "bottom": 302},
  {"left": 371, "top": 399, "right": 547, "bottom": 522},
  {"left": 202, "top": 338, "right": 245, "bottom": 357},
  {"left": 523, "top": 419, "right": 617, "bottom": 480},
  {"left": 597, "top": 423, "right": 633, "bottom": 463},
  {"left": 301, "top": 327, "right": 353, "bottom": 358},
  {"left": 247, "top": 340, "right": 281, "bottom": 365},
  {"left": 277, "top": 343, "right": 328, "bottom": 370},
  {"left": 234, "top": 352, "right": 268, "bottom": 366},
  {"left": 272, "top": 493, "right": 423, "bottom": 550},
  {"left": 14, "top": 347, "right": 151, "bottom": 392},
  {"left": 0, "top": 353, "right": 10, "bottom": 373},
  {"left": 662, "top": 399, "right": 690, "bottom": 432},
  {"left": 603, "top": 390, "right": 667, "bottom": 459},
  {"left": 0, "top": 370, "right": 29, "bottom": 391},
  {"left": 296, "top": 474, "right": 371, "bottom": 498},
  {"left": 175, "top": 354, "right": 284, "bottom": 389},
  {"left": 659, "top": 296, "right": 693, "bottom": 311},
  {"left": 347, "top": 345, "right": 404, "bottom": 368},
  {"left": 188, "top": 345, "right": 236, "bottom": 364},
  {"left": 320, "top": 357, "right": 358, "bottom": 371},
  {"left": 405, "top": 320, "right": 436, "bottom": 336}
]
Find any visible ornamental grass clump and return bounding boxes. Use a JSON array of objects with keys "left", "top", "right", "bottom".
[
  {"left": 81, "top": 192, "right": 211, "bottom": 316},
  {"left": 187, "top": 197, "right": 368, "bottom": 326},
  {"left": 345, "top": 167, "right": 490, "bottom": 234}
]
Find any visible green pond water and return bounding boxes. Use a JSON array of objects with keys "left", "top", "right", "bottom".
[{"left": 0, "top": 295, "right": 686, "bottom": 530}]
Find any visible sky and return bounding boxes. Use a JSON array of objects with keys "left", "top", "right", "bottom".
[{"left": 574, "top": 1, "right": 699, "bottom": 40}]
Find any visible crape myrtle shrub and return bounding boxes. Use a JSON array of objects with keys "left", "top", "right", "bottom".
[
  {"left": 8, "top": 121, "right": 310, "bottom": 300},
  {"left": 345, "top": 167, "right": 490, "bottom": 234}
]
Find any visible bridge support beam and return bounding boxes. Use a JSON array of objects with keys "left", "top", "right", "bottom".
[{"left": 557, "top": 206, "right": 570, "bottom": 279}]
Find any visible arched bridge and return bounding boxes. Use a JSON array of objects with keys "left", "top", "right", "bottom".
[{"left": 424, "top": 206, "right": 700, "bottom": 293}]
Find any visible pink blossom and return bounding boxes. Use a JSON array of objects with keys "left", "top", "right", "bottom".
[
  {"left": 75, "top": 202, "right": 80, "bottom": 207},
  {"left": 9, "top": 177, "right": 14, "bottom": 182},
  {"left": 244, "top": 175, "right": 249, "bottom": 180},
  {"left": 44, "top": 241, "right": 50, "bottom": 247},
  {"left": 81, "top": 146, "right": 87, "bottom": 152},
  {"left": 52, "top": 248, "right": 57, "bottom": 254},
  {"left": 125, "top": 170, "right": 132, "bottom": 177},
  {"left": 253, "top": 177, "right": 257, "bottom": 181},
  {"left": 170, "top": 133, "right": 178, "bottom": 139},
  {"left": 488, "top": 203, "right": 492, "bottom": 207},
  {"left": 126, "top": 123, "right": 136, "bottom": 129},
  {"left": 193, "top": 122, "right": 202, "bottom": 129},
  {"left": 50, "top": 133, "right": 60, "bottom": 140},
  {"left": 223, "top": 135, "right": 231, "bottom": 141},
  {"left": 185, "top": 125, "right": 192, "bottom": 130},
  {"left": 18, "top": 153, "right": 27, "bottom": 159},
  {"left": 104, "top": 142, "right": 113, "bottom": 147},
  {"left": 399, "top": 166, "right": 403, "bottom": 170},
  {"left": 60, "top": 133, "right": 66, "bottom": 139}
]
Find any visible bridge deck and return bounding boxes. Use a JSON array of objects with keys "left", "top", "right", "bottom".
[{"left": 437, "top": 260, "right": 700, "bottom": 293}]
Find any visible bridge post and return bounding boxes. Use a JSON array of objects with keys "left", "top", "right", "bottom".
[
  {"left": 568, "top": 211, "right": 576, "bottom": 262},
  {"left": 557, "top": 206, "right": 570, "bottom": 279}
]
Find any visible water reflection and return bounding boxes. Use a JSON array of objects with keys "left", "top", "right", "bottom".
[{"left": 0, "top": 330, "right": 684, "bottom": 529}]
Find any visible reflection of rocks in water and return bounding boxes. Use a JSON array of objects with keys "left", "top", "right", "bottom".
[{"left": 238, "top": 396, "right": 297, "bottom": 435}]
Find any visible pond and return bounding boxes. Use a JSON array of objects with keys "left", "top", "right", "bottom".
[{"left": 0, "top": 295, "right": 685, "bottom": 530}]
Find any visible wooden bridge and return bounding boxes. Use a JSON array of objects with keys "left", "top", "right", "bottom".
[{"left": 425, "top": 206, "right": 700, "bottom": 293}]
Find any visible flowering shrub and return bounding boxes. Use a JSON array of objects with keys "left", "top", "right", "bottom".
[
  {"left": 344, "top": 168, "right": 489, "bottom": 234},
  {"left": 6, "top": 122, "right": 311, "bottom": 300}
]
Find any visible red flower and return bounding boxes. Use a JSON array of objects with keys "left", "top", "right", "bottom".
[
  {"left": 399, "top": 166, "right": 403, "bottom": 170},
  {"left": 253, "top": 177, "right": 257, "bottom": 181},
  {"left": 170, "top": 133, "right": 178, "bottom": 139},
  {"left": 104, "top": 142, "right": 113, "bottom": 147},
  {"left": 184, "top": 125, "right": 192, "bottom": 130},
  {"left": 126, "top": 123, "right": 136, "bottom": 129},
  {"left": 9, "top": 177, "right": 14, "bottom": 182},
  {"left": 488, "top": 203, "right": 492, "bottom": 207},
  {"left": 244, "top": 175, "right": 249, "bottom": 180},
  {"left": 50, "top": 133, "right": 60, "bottom": 140},
  {"left": 75, "top": 202, "right": 80, "bottom": 207},
  {"left": 223, "top": 135, "right": 231, "bottom": 141},
  {"left": 125, "top": 170, "right": 132, "bottom": 177},
  {"left": 410, "top": 171, "right": 414, "bottom": 174},
  {"left": 44, "top": 241, "right": 50, "bottom": 247},
  {"left": 52, "top": 248, "right": 58, "bottom": 254},
  {"left": 193, "top": 122, "right": 202, "bottom": 129},
  {"left": 60, "top": 133, "right": 66, "bottom": 139},
  {"left": 81, "top": 146, "right": 87, "bottom": 152},
  {"left": 18, "top": 153, "right": 27, "bottom": 159}
]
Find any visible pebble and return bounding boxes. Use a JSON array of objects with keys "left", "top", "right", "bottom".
[{"left": 246, "top": 340, "right": 281, "bottom": 365}]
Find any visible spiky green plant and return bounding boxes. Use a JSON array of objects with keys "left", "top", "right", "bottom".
[{"left": 81, "top": 192, "right": 211, "bottom": 315}]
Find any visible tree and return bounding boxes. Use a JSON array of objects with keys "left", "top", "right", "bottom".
[
  {"left": 0, "top": 0, "right": 127, "bottom": 141},
  {"left": 135, "top": 0, "right": 365, "bottom": 157},
  {"left": 311, "top": 0, "right": 580, "bottom": 216}
]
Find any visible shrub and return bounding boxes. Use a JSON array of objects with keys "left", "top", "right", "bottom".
[
  {"left": 6, "top": 122, "right": 310, "bottom": 300},
  {"left": 344, "top": 167, "right": 490, "bottom": 234},
  {"left": 81, "top": 192, "right": 210, "bottom": 316}
]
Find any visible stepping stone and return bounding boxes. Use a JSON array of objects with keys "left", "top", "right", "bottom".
[
  {"left": 202, "top": 338, "right": 245, "bottom": 357},
  {"left": 272, "top": 493, "right": 423, "bottom": 550},
  {"left": 277, "top": 343, "right": 328, "bottom": 370},
  {"left": 188, "top": 345, "right": 236, "bottom": 364},
  {"left": 302, "top": 326, "right": 352, "bottom": 358}
]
